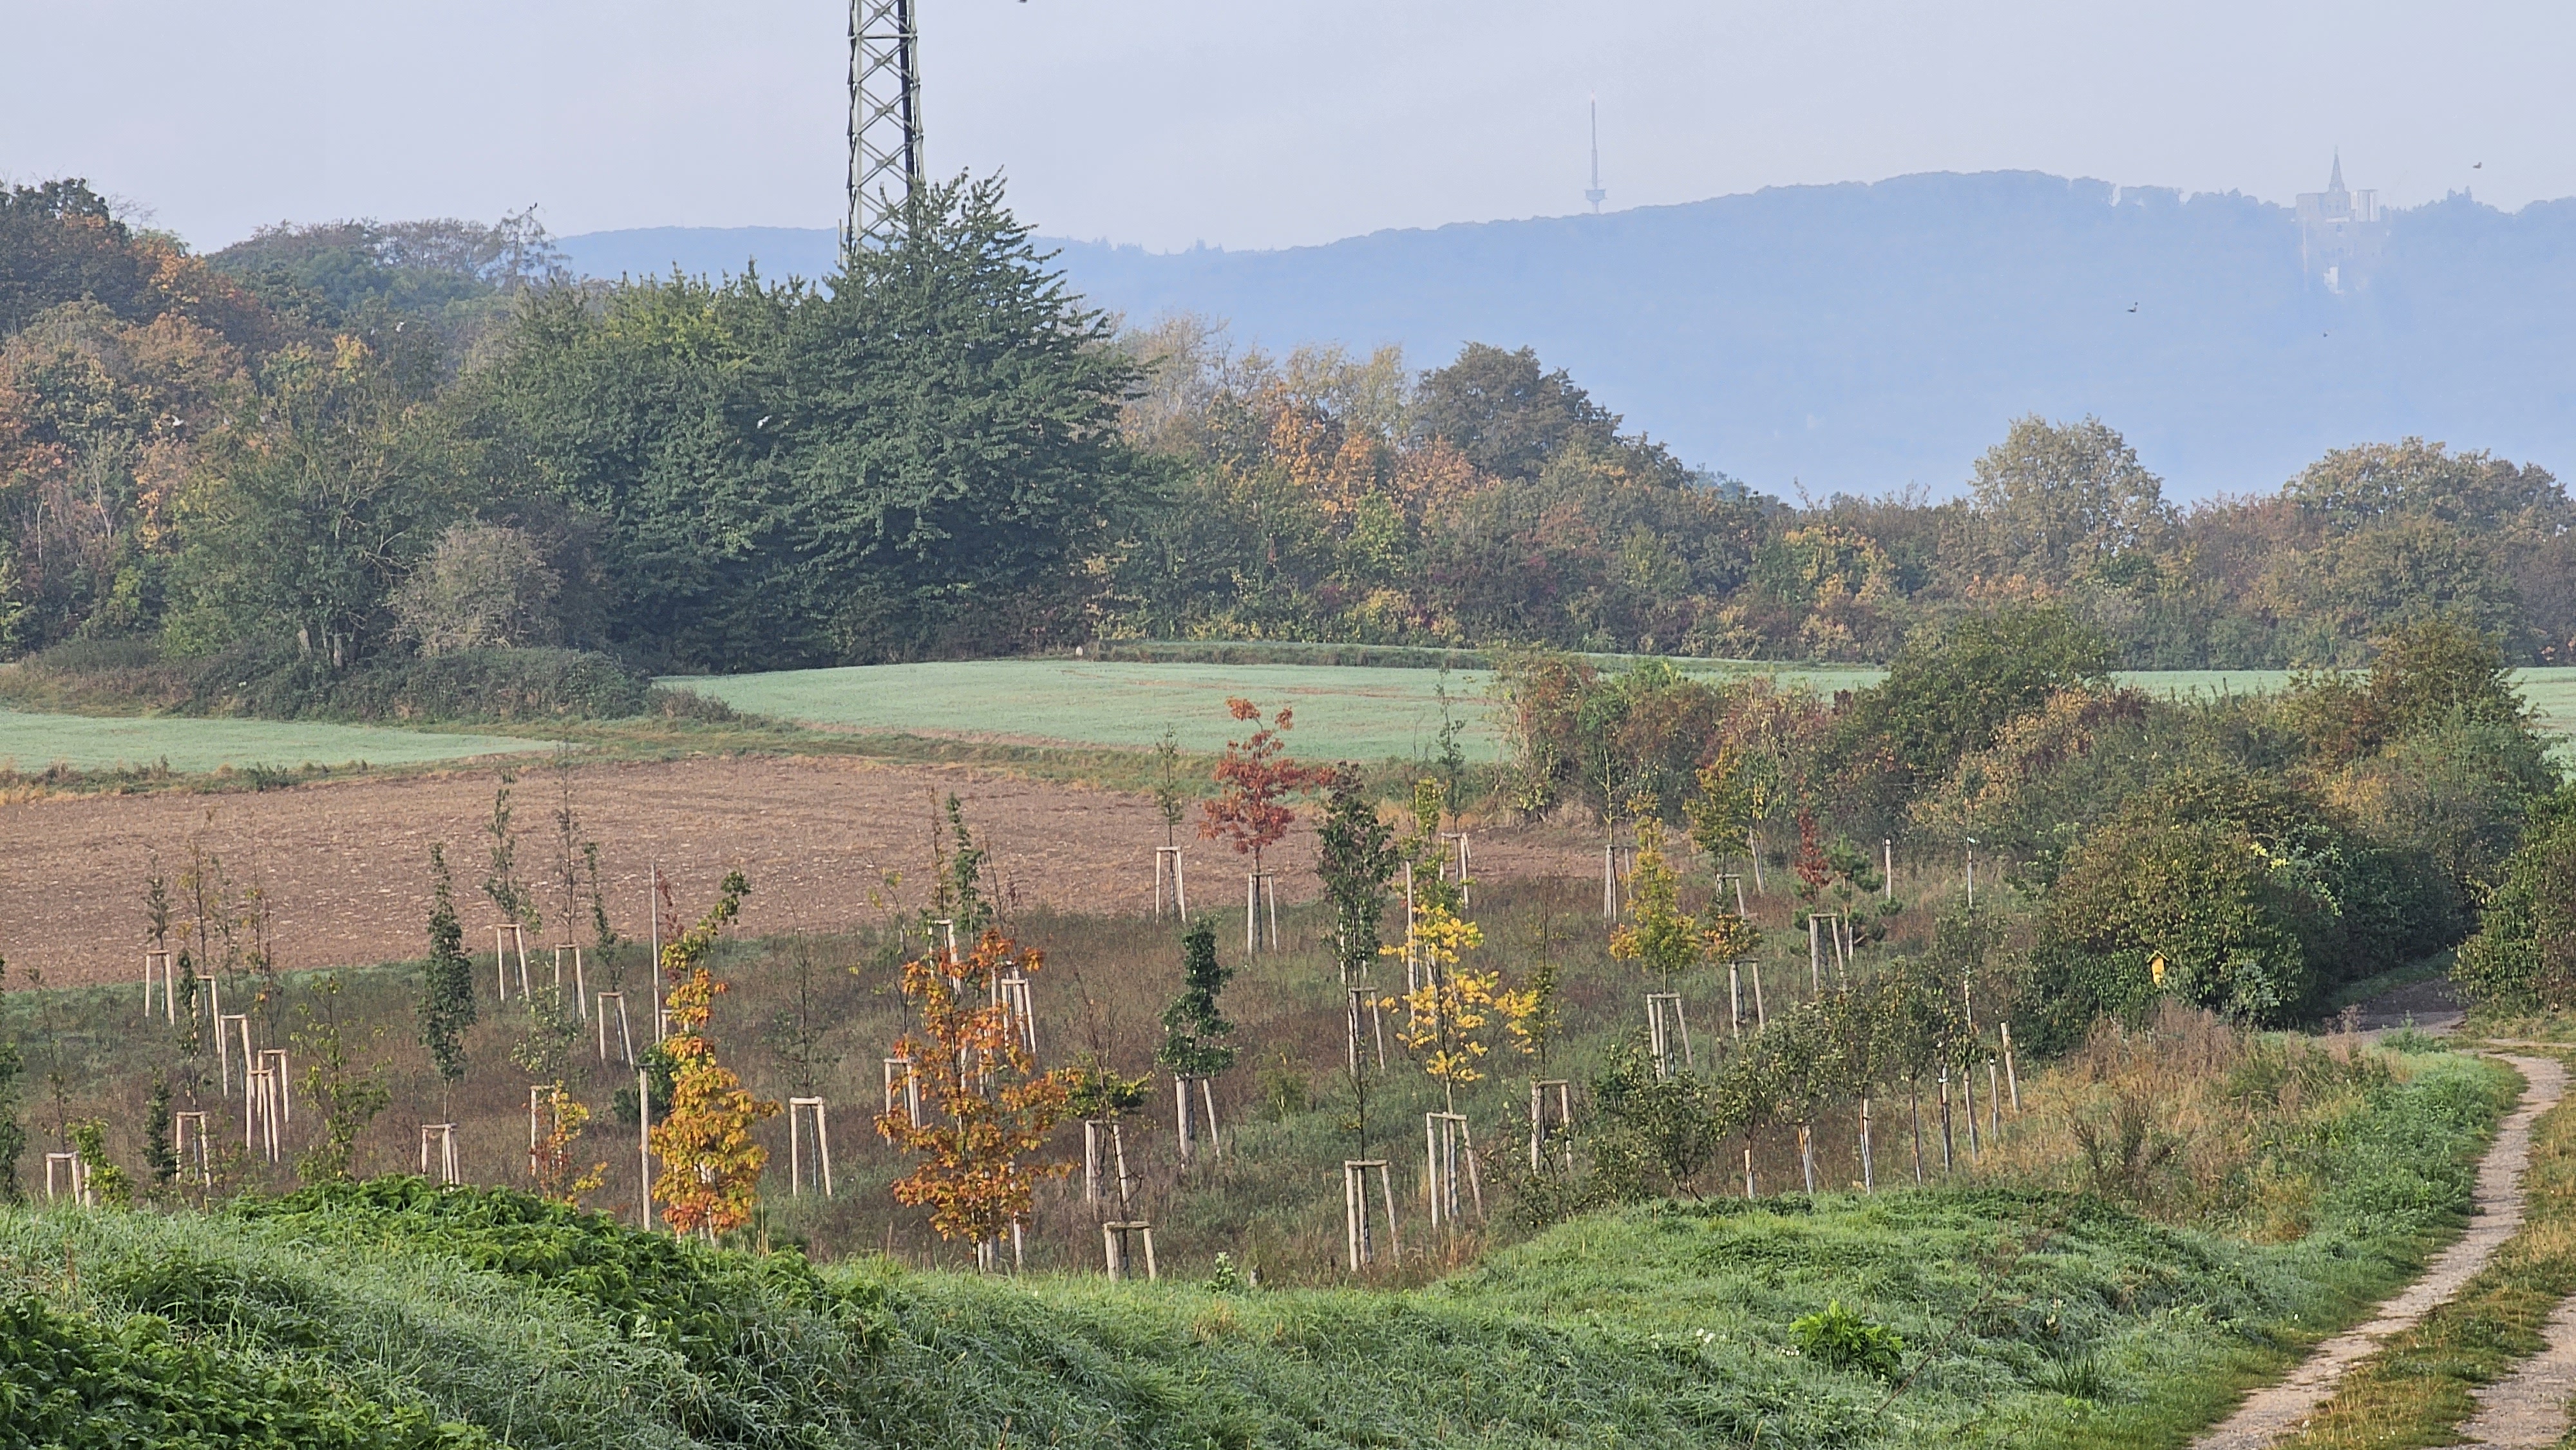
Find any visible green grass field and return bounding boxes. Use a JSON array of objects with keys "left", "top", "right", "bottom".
[
  {"left": 0, "top": 708, "right": 548, "bottom": 775},
  {"left": 665, "top": 660, "right": 2576, "bottom": 760}
]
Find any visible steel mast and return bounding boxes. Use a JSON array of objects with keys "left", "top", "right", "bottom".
[{"left": 847, "top": 0, "right": 923, "bottom": 250}]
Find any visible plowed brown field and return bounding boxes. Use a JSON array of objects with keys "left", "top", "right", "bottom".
[{"left": 0, "top": 755, "right": 1593, "bottom": 988}]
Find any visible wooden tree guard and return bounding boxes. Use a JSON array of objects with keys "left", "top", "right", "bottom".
[
  {"left": 420, "top": 1122, "right": 462, "bottom": 1185},
  {"left": 1528, "top": 1079, "right": 1574, "bottom": 1171},
  {"left": 1423, "top": 1111, "right": 1483, "bottom": 1227},
  {"left": 1645, "top": 993, "right": 1694, "bottom": 1077},
  {"left": 1742, "top": 1139, "right": 1757, "bottom": 1198},
  {"left": 1798, "top": 1122, "right": 1816, "bottom": 1195},
  {"left": 1174, "top": 1075, "right": 1222, "bottom": 1163},
  {"left": 143, "top": 948, "right": 177, "bottom": 1023},
  {"left": 1716, "top": 872, "right": 1748, "bottom": 917},
  {"left": 1439, "top": 831, "right": 1471, "bottom": 906},
  {"left": 1728, "top": 960, "right": 1745, "bottom": 1039},
  {"left": 44, "top": 1151, "right": 89, "bottom": 1205},
  {"left": 1083, "top": 1117, "right": 1139, "bottom": 1207},
  {"left": 173, "top": 1110, "right": 211, "bottom": 1187},
  {"left": 1859, "top": 1097, "right": 1875, "bottom": 1193},
  {"left": 553, "top": 944, "right": 588, "bottom": 1019},
  {"left": 494, "top": 923, "right": 530, "bottom": 1003},
  {"left": 1102, "top": 1219, "right": 1159, "bottom": 1281},
  {"left": 597, "top": 992, "right": 634, "bottom": 1064},
  {"left": 997, "top": 970, "right": 1037, "bottom": 1056},
  {"left": 1987, "top": 1058, "right": 2002, "bottom": 1142},
  {"left": 1601, "top": 843, "right": 1636, "bottom": 919},
  {"left": 257, "top": 1050, "right": 292, "bottom": 1125},
  {"left": 787, "top": 1097, "right": 834, "bottom": 1197},
  {"left": 1152, "top": 846, "right": 1188, "bottom": 918},
  {"left": 244, "top": 1066, "right": 281, "bottom": 1162},
  {"left": 1937, "top": 1067, "right": 1955, "bottom": 1171},
  {"left": 1344, "top": 986, "right": 1387, "bottom": 1072},
  {"left": 1962, "top": 1060, "right": 1982, "bottom": 1158},
  {"left": 1342, "top": 1159, "right": 1399, "bottom": 1269},
  {"left": 216, "top": 1012, "right": 251, "bottom": 1098},
  {"left": 1883, "top": 838, "right": 1895, "bottom": 899},
  {"left": 1243, "top": 871, "right": 1280, "bottom": 954},
  {"left": 2000, "top": 1022, "right": 2022, "bottom": 1112},
  {"left": 882, "top": 1056, "right": 923, "bottom": 1129}
]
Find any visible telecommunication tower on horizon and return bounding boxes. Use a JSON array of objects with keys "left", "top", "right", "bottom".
[
  {"left": 1584, "top": 96, "right": 1607, "bottom": 213},
  {"left": 847, "top": 0, "right": 924, "bottom": 252}
]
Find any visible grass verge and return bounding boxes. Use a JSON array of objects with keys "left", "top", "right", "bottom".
[{"left": 0, "top": 1045, "right": 2512, "bottom": 1448}]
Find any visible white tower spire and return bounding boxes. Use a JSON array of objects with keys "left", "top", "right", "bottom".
[{"left": 1584, "top": 95, "right": 1607, "bottom": 213}]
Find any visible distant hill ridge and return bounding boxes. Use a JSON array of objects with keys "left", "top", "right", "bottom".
[{"left": 559, "top": 170, "right": 2576, "bottom": 498}]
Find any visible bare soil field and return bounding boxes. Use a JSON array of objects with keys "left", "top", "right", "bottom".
[{"left": 0, "top": 753, "right": 1595, "bottom": 989}]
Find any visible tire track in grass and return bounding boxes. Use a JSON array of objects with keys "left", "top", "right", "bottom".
[{"left": 2190, "top": 1053, "right": 2566, "bottom": 1450}]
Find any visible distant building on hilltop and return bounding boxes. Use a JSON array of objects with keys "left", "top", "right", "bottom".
[{"left": 2297, "top": 153, "right": 2385, "bottom": 293}]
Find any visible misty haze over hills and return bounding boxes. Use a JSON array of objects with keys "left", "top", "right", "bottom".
[{"left": 558, "top": 169, "right": 2576, "bottom": 500}]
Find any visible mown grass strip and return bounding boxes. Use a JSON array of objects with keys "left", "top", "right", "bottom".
[{"left": 2273, "top": 1050, "right": 2576, "bottom": 1450}]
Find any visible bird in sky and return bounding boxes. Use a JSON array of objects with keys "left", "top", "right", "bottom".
[
  {"left": 2474, "top": 162, "right": 2485, "bottom": 169},
  {"left": 2127, "top": 303, "right": 2139, "bottom": 313}
]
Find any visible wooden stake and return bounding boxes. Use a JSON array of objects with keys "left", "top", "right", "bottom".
[
  {"left": 1728, "top": 960, "right": 1744, "bottom": 1040},
  {"left": 1103, "top": 1220, "right": 1159, "bottom": 1281},
  {"left": 1423, "top": 1111, "right": 1482, "bottom": 1226},
  {"left": 2001, "top": 1022, "right": 2021, "bottom": 1113},
  {"left": 1645, "top": 992, "right": 1693, "bottom": 1076},
  {"left": 420, "top": 1123, "right": 461, "bottom": 1185},
  {"left": 1860, "top": 1097, "right": 1874, "bottom": 1193},
  {"left": 173, "top": 1110, "right": 211, "bottom": 1187},
  {"left": 44, "top": 1152, "right": 86, "bottom": 1205},
  {"left": 1799, "top": 1122, "right": 1815, "bottom": 1195},
  {"left": 1884, "top": 838, "right": 1894, "bottom": 899},
  {"left": 554, "top": 944, "right": 587, "bottom": 1019},
  {"left": 143, "top": 949, "right": 176, "bottom": 1024},
  {"left": 494, "top": 923, "right": 530, "bottom": 1003},
  {"left": 882, "top": 1057, "right": 922, "bottom": 1129},
  {"left": 597, "top": 992, "right": 633, "bottom": 1063},
  {"left": 1528, "top": 1080, "right": 1573, "bottom": 1171},
  {"left": 788, "top": 1097, "right": 833, "bottom": 1197},
  {"left": 1153, "top": 846, "right": 1188, "bottom": 917},
  {"left": 1342, "top": 1159, "right": 1399, "bottom": 1269}
]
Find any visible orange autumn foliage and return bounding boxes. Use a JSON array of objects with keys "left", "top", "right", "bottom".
[
  {"left": 878, "top": 928, "right": 1072, "bottom": 1250},
  {"left": 648, "top": 871, "right": 779, "bottom": 1238}
]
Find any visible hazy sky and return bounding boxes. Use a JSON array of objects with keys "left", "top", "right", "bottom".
[{"left": 6, "top": 1, "right": 2568, "bottom": 252}]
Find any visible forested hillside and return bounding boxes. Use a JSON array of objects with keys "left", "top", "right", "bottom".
[{"left": 3, "top": 174, "right": 2572, "bottom": 704}]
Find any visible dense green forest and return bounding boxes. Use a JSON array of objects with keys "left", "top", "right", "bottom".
[{"left": 3, "top": 173, "right": 2573, "bottom": 704}]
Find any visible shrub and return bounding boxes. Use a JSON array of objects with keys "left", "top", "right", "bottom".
[
  {"left": 2453, "top": 786, "right": 2576, "bottom": 1012},
  {"left": 1791, "top": 1300, "right": 1906, "bottom": 1380}
]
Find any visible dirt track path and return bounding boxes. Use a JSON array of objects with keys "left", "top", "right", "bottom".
[{"left": 2190, "top": 1053, "right": 2566, "bottom": 1450}]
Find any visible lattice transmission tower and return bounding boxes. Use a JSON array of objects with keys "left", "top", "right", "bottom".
[{"left": 846, "top": 0, "right": 923, "bottom": 250}]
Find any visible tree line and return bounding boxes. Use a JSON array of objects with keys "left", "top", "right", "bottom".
[{"left": 3, "top": 175, "right": 2573, "bottom": 702}]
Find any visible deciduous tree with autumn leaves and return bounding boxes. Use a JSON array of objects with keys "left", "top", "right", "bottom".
[
  {"left": 649, "top": 871, "right": 777, "bottom": 1239},
  {"left": 878, "top": 928, "right": 1072, "bottom": 1263}
]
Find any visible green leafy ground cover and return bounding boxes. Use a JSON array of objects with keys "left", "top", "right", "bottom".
[
  {"left": 663, "top": 661, "right": 2576, "bottom": 762},
  {"left": 0, "top": 706, "right": 548, "bottom": 775},
  {"left": 0, "top": 1049, "right": 2510, "bottom": 1449}
]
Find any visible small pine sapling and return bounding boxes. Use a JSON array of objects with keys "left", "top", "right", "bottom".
[
  {"left": 878, "top": 928, "right": 1072, "bottom": 1256},
  {"left": 418, "top": 846, "right": 478, "bottom": 1100},
  {"left": 1157, "top": 920, "right": 1240, "bottom": 1085},
  {"left": 143, "top": 1073, "right": 176, "bottom": 1189},
  {"left": 650, "top": 871, "right": 778, "bottom": 1239}
]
